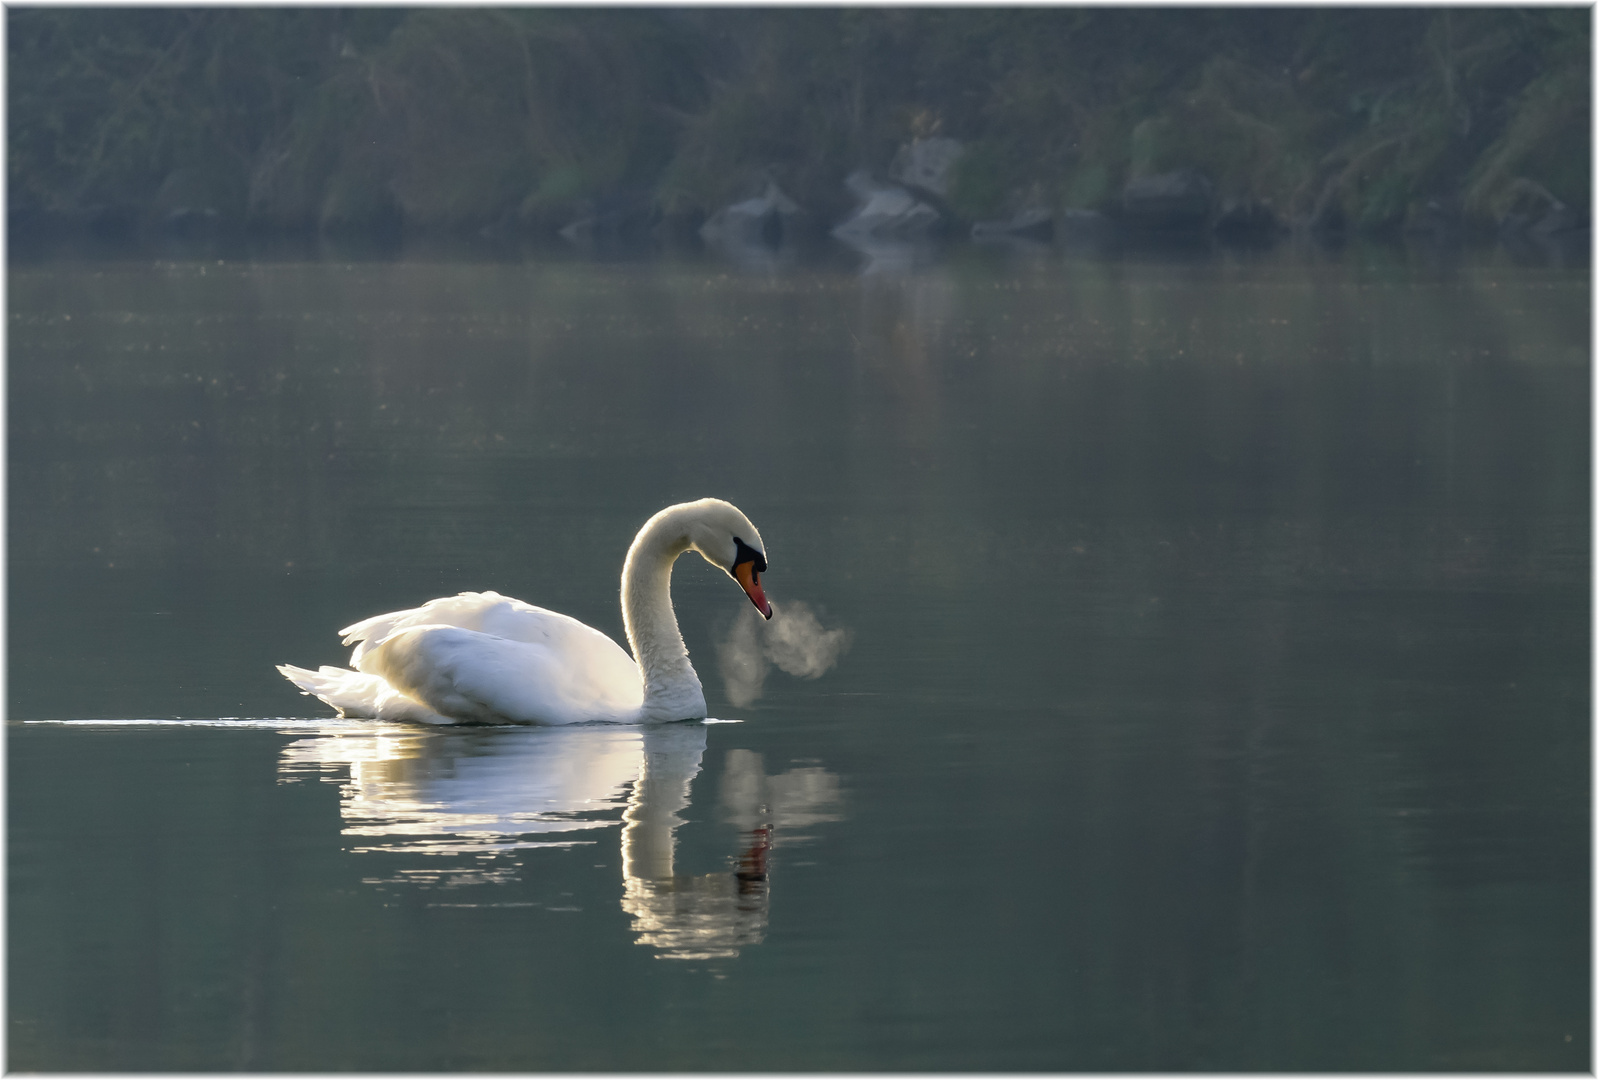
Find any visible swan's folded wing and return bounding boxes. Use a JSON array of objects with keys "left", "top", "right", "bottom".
[
  {"left": 341, "top": 591, "right": 618, "bottom": 669},
  {"left": 339, "top": 592, "right": 509, "bottom": 665},
  {"left": 366, "top": 624, "right": 644, "bottom": 725}
]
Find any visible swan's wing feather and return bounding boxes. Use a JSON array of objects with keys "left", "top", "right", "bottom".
[
  {"left": 339, "top": 591, "right": 512, "bottom": 663},
  {"left": 341, "top": 591, "right": 626, "bottom": 670},
  {"left": 369, "top": 624, "right": 643, "bottom": 725}
]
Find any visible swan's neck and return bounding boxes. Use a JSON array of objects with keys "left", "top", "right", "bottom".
[{"left": 621, "top": 511, "right": 707, "bottom": 721}]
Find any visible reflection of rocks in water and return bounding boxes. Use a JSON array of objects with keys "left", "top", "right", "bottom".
[
  {"left": 834, "top": 234, "right": 941, "bottom": 278},
  {"left": 276, "top": 720, "right": 842, "bottom": 961}
]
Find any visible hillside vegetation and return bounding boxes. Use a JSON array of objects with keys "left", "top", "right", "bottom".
[{"left": 8, "top": 8, "right": 1589, "bottom": 241}]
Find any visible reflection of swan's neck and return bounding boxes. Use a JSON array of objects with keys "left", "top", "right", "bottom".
[
  {"left": 621, "top": 508, "right": 706, "bottom": 720},
  {"left": 621, "top": 723, "right": 707, "bottom": 881}
]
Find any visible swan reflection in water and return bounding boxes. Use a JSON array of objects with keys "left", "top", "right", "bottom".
[{"left": 277, "top": 721, "right": 842, "bottom": 960}]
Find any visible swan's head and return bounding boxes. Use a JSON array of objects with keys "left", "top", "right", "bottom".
[{"left": 680, "top": 498, "right": 773, "bottom": 621}]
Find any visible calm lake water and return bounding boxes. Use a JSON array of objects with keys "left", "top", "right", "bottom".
[{"left": 8, "top": 238, "right": 1589, "bottom": 1070}]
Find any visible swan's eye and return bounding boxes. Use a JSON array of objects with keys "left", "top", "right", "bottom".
[{"left": 732, "top": 536, "right": 767, "bottom": 575}]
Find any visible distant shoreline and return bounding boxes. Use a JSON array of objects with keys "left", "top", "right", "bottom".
[{"left": 11, "top": 9, "right": 1588, "bottom": 257}]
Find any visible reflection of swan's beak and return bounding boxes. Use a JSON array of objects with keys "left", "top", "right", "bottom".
[
  {"left": 734, "top": 561, "right": 773, "bottom": 620},
  {"left": 736, "top": 825, "right": 771, "bottom": 883}
]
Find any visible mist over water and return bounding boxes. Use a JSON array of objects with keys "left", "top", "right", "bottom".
[{"left": 717, "top": 600, "right": 852, "bottom": 707}]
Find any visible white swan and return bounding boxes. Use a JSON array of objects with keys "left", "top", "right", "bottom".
[{"left": 278, "top": 498, "right": 772, "bottom": 725}]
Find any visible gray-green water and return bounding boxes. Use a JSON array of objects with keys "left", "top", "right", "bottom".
[{"left": 8, "top": 243, "right": 1589, "bottom": 1070}]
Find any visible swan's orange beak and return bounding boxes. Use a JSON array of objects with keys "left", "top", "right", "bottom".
[{"left": 735, "top": 560, "right": 772, "bottom": 620}]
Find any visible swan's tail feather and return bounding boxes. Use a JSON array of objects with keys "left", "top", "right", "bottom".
[
  {"left": 277, "top": 663, "right": 385, "bottom": 718},
  {"left": 277, "top": 663, "right": 456, "bottom": 725}
]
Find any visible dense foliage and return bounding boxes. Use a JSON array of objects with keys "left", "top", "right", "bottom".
[{"left": 8, "top": 7, "right": 1589, "bottom": 237}]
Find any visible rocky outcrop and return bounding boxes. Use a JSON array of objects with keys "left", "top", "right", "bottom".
[
  {"left": 1213, "top": 197, "right": 1281, "bottom": 241},
  {"left": 1122, "top": 168, "right": 1214, "bottom": 231},
  {"left": 889, "top": 137, "right": 964, "bottom": 198},
  {"left": 1494, "top": 178, "right": 1584, "bottom": 238},
  {"left": 699, "top": 181, "right": 801, "bottom": 249},
  {"left": 556, "top": 191, "right": 659, "bottom": 248},
  {"left": 1490, "top": 178, "right": 1588, "bottom": 263},
  {"left": 1055, "top": 208, "right": 1120, "bottom": 251},
  {"left": 153, "top": 168, "right": 226, "bottom": 235},
  {"left": 971, "top": 206, "right": 1053, "bottom": 243},
  {"left": 831, "top": 170, "right": 941, "bottom": 242},
  {"left": 1402, "top": 198, "right": 1461, "bottom": 239}
]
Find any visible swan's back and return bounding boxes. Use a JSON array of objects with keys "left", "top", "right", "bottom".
[
  {"left": 346, "top": 591, "right": 644, "bottom": 724},
  {"left": 342, "top": 592, "right": 612, "bottom": 664}
]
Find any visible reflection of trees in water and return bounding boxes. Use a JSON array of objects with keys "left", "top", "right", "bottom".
[
  {"left": 9, "top": 260, "right": 1586, "bottom": 589},
  {"left": 277, "top": 721, "right": 842, "bottom": 959}
]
